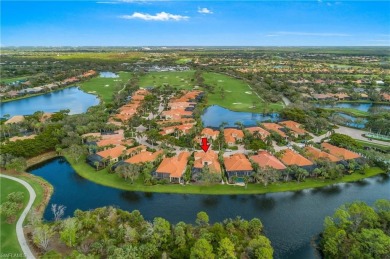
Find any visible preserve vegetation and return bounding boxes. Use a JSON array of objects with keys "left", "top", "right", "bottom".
[
  {"left": 320, "top": 199, "right": 390, "bottom": 258},
  {"left": 29, "top": 208, "right": 273, "bottom": 258}
]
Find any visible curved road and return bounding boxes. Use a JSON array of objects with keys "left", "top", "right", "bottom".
[{"left": 0, "top": 174, "right": 36, "bottom": 259}]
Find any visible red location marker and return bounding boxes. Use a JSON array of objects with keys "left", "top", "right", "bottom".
[{"left": 200, "top": 137, "right": 210, "bottom": 152}]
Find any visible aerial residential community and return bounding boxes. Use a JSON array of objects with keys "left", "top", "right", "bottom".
[{"left": 1, "top": 1, "right": 390, "bottom": 259}]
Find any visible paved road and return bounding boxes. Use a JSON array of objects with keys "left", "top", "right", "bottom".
[
  {"left": 307, "top": 126, "right": 389, "bottom": 146},
  {"left": 334, "top": 126, "right": 390, "bottom": 146},
  {"left": 0, "top": 174, "right": 36, "bottom": 259}
]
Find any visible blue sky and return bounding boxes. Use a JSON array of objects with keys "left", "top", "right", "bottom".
[{"left": 1, "top": 1, "right": 389, "bottom": 46}]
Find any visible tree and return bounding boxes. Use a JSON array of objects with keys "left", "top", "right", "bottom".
[
  {"left": 0, "top": 201, "right": 19, "bottom": 223},
  {"left": 66, "top": 144, "right": 85, "bottom": 163},
  {"left": 7, "top": 192, "right": 24, "bottom": 203},
  {"left": 196, "top": 211, "right": 209, "bottom": 226},
  {"left": 51, "top": 204, "right": 66, "bottom": 221},
  {"left": 5, "top": 157, "right": 27, "bottom": 172},
  {"left": 218, "top": 237, "right": 236, "bottom": 259},
  {"left": 60, "top": 218, "right": 77, "bottom": 247},
  {"left": 33, "top": 224, "right": 54, "bottom": 252},
  {"left": 246, "top": 236, "right": 273, "bottom": 259},
  {"left": 116, "top": 163, "right": 140, "bottom": 184},
  {"left": 190, "top": 238, "right": 215, "bottom": 259}
]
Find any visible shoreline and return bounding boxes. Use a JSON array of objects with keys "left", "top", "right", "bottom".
[{"left": 27, "top": 154, "right": 387, "bottom": 195}]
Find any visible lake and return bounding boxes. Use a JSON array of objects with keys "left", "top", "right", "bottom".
[
  {"left": 202, "top": 105, "right": 280, "bottom": 128},
  {"left": 336, "top": 113, "right": 367, "bottom": 128},
  {"left": 99, "top": 71, "right": 119, "bottom": 78},
  {"left": 317, "top": 102, "right": 390, "bottom": 112},
  {"left": 0, "top": 87, "right": 99, "bottom": 117},
  {"left": 28, "top": 158, "right": 390, "bottom": 259}
]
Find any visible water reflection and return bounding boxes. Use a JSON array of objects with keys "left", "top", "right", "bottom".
[
  {"left": 28, "top": 158, "right": 390, "bottom": 259},
  {"left": 121, "top": 191, "right": 141, "bottom": 203}
]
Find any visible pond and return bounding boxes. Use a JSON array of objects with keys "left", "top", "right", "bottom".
[
  {"left": 28, "top": 158, "right": 390, "bottom": 259},
  {"left": 0, "top": 87, "right": 99, "bottom": 117},
  {"left": 316, "top": 102, "right": 390, "bottom": 112},
  {"left": 201, "top": 105, "right": 280, "bottom": 128},
  {"left": 99, "top": 71, "right": 119, "bottom": 78},
  {"left": 335, "top": 113, "right": 367, "bottom": 129}
]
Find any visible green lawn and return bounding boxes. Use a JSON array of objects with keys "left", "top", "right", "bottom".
[
  {"left": 79, "top": 71, "right": 132, "bottom": 104},
  {"left": 0, "top": 177, "right": 29, "bottom": 257},
  {"left": 203, "top": 72, "right": 284, "bottom": 113},
  {"left": 67, "top": 155, "right": 384, "bottom": 195},
  {"left": 138, "top": 70, "right": 196, "bottom": 90},
  {"left": 330, "top": 108, "right": 369, "bottom": 117},
  {"left": 1, "top": 76, "right": 28, "bottom": 84},
  {"left": 355, "top": 140, "right": 390, "bottom": 152}
]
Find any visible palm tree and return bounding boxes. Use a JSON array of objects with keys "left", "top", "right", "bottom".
[{"left": 94, "top": 161, "right": 100, "bottom": 171}]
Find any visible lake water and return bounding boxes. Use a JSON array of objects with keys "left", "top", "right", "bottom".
[
  {"left": 0, "top": 87, "right": 99, "bottom": 117},
  {"left": 336, "top": 113, "right": 367, "bottom": 129},
  {"left": 100, "top": 71, "right": 119, "bottom": 78},
  {"left": 317, "top": 102, "right": 390, "bottom": 112},
  {"left": 28, "top": 158, "right": 390, "bottom": 259},
  {"left": 202, "top": 105, "right": 280, "bottom": 128}
]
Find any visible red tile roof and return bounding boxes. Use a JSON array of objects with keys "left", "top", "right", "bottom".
[
  {"left": 156, "top": 151, "right": 190, "bottom": 178},
  {"left": 193, "top": 150, "right": 221, "bottom": 173},
  {"left": 125, "top": 150, "right": 163, "bottom": 164},
  {"left": 262, "top": 123, "right": 287, "bottom": 137},
  {"left": 224, "top": 153, "right": 253, "bottom": 172},
  {"left": 250, "top": 151, "right": 286, "bottom": 170},
  {"left": 321, "top": 143, "right": 361, "bottom": 160},
  {"left": 246, "top": 127, "right": 270, "bottom": 139},
  {"left": 280, "top": 149, "right": 313, "bottom": 167},
  {"left": 304, "top": 146, "right": 341, "bottom": 162},
  {"left": 279, "top": 121, "right": 307, "bottom": 135},
  {"left": 97, "top": 145, "right": 126, "bottom": 159}
]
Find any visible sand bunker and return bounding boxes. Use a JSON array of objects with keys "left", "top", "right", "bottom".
[
  {"left": 233, "top": 102, "right": 242, "bottom": 104},
  {"left": 245, "top": 91, "right": 252, "bottom": 94},
  {"left": 105, "top": 84, "right": 109, "bottom": 87},
  {"left": 218, "top": 80, "right": 223, "bottom": 82}
]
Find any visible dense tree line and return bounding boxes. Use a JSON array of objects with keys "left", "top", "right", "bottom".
[
  {"left": 320, "top": 200, "right": 390, "bottom": 258},
  {"left": 31, "top": 207, "right": 273, "bottom": 259}
]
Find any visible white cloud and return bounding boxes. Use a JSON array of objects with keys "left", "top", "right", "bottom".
[
  {"left": 198, "top": 7, "right": 213, "bottom": 14},
  {"left": 119, "top": 12, "right": 189, "bottom": 21},
  {"left": 269, "top": 31, "right": 351, "bottom": 37}
]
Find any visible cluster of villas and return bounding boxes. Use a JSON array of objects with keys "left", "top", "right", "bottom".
[
  {"left": 109, "top": 89, "right": 150, "bottom": 125},
  {"left": 84, "top": 117, "right": 363, "bottom": 184},
  {"left": 300, "top": 87, "right": 389, "bottom": 102},
  {"left": 1, "top": 70, "right": 97, "bottom": 99},
  {"left": 158, "top": 90, "right": 204, "bottom": 136}
]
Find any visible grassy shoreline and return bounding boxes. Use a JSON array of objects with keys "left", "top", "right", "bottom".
[{"left": 65, "top": 155, "right": 386, "bottom": 195}]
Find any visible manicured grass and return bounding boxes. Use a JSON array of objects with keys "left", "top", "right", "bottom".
[
  {"left": 79, "top": 72, "right": 132, "bottom": 104},
  {"left": 330, "top": 108, "right": 369, "bottom": 117},
  {"left": 0, "top": 177, "right": 29, "bottom": 256},
  {"left": 0, "top": 76, "right": 28, "bottom": 84},
  {"left": 138, "top": 70, "right": 196, "bottom": 90},
  {"left": 67, "top": 155, "right": 385, "bottom": 195},
  {"left": 203, "top": 72, "right": 284, "bottom": 113}
]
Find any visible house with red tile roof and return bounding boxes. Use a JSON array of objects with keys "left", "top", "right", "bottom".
[
  {"left": 125, "top": 150, "right": 164, "bottom": 165},
  {"left": 96, "top": 145, "right": 127, "bottom": 163},
  {"left": 304, "top": 146, "right": 341, "bottom": 163},
  {"left": 245, "top": 127, "right": 270, "bottom": 140},
  {"left": 224, "top": 128, "right": 244, "bottom": 146},
  {"left": 250, "top": 151, "right": 286, "bottom": 170},
  {"left": 193, "top": 150, "right": 222, "bottom": 176},
  {"left": 279, "top": 121, "right": 308, "bottom": 137},
  {"left": 321, "top": 143, "right": 361, "bottom": 161},
  {"left": 159, "top": 124, "right": 194, "bottom": 136},
  {"left": 261, "top": 123, "right": 287, "bottom": 138},
  {"left": 201, "top": 128, "right": 220, "bottom": 141},
  {"left": 381, "top": 93, "right": 390, "bottom": 102},
  {"left": 279, "top": 149, "right": 314, "bottom": 170},
  {"left": 224, "top": 153, "right": 253, "bottom": 182},
  {"left": 154, "top": 151, "right": 191, "bottom": 183}
]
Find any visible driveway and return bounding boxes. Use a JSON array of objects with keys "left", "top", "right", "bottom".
[{"left": 0, "top": 174, "right": 36, "bottom": 259}]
